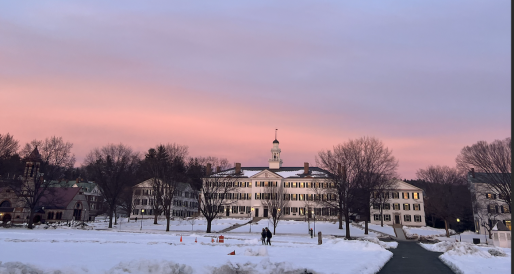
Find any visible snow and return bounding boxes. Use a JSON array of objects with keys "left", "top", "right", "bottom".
[
  {"left": 403, "top": 225, "right": 454, "bottom": 238},
  {"left": 365, "top": 223, "right": 396, "bottom": 236},
  {"left": 0, "top": 227, "right": 394, "bottom": 274},
  {"left": 421, "top": 241, "right": 511, "bottom": 274},
  {"left": 275, "top": 170, "right": 304, "bottom": 178},
  {"left": 231, "top": 219, "right": 381, "bottom": 237}
]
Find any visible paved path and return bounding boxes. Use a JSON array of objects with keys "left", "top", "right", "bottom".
[
  {"left": 393, "top": 227, "right": 407, "bottom": 240},
  {"left": 378, "top": 241, "right": 454, "bottom": 274}
]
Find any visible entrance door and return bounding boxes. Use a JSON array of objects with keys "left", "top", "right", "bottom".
[
  {"left": 255, "top": 208, "right": 259, "bottom": 217},
  {"left": 394, "top": 215, "right": 400, "bottom": 224},
  {"left": 264, "top": 208, "right": 268, "bottom": 218},
  {"left": 226, "top": 209, "right": 230, "bottom": 217}
]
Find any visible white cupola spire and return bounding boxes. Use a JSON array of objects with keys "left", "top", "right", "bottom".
[{"left": 269, "top": 129, "right": 283, "bottom": 169}]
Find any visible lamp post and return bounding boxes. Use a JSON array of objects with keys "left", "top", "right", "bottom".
[
  {"left": 312, "top": 210, "right": 316, "bottom": 234},
  {"left": 456, "top": 218, "right": 461, "bottom": 242},
  {"left": 83, "top": 209, "right": 87, "bottom": 226},
  {"left": 250, "top": 207, "right": 254, "bottom": 233},
  {"left": 140, "top": 209, "right": 145, "bottom": 230},
  {"left": 42, "top": 206, "right": 45, "bottom": 224}
]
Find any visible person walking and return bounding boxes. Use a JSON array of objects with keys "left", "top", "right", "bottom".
[
  {"left": 261, "top": 228, "right": 267, "bottom": 245},
  {"left": 266, "top": 227, "right": 272, "bottom": 246}
]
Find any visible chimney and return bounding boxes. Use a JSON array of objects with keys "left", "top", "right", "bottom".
[
  {"left": 304, "top": 162, "right": 309, "bottom": 174},
  {"left": 471, "top": 168, "right": 475, "bottom": 178},
  {"left": 216, "top": 166, "right": 221, "bottom": 173},
  {"left": 206, "top": 163, "right": 212, "bottom": 176},
  {"left": 235, "top": 163, "right": 241, "bottom": 174}
]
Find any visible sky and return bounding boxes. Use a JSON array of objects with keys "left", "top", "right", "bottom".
[{"left": 0, "top": 0, "right": 510, "bottom": 179}]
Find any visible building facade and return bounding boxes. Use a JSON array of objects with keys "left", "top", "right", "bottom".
[
  {"left": 201, "top": 137, "right": 427, "bottom": 226},
  {"left": 468, "top": 171, "right": 511, "bottom": 234},
  {"left": 369, "top": 181, "right": 426, "bottom": 227},
  {"left": 130, "top": 179, "right": 199, "bottom": 219}
]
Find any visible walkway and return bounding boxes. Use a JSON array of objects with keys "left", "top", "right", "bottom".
[
  {"left": 378, "top": 241, "right": 454, "bottom": 274},
  {"left": 393, "top": 226, "right": 407, "bottom": 241}
]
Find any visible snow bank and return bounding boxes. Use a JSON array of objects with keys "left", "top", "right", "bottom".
[
  {"left": 421, "top": 241, "right": 511, "bottom": 274},
  {"left": 243, "top": 247, "right": 269, "bottom": 256},
  {"left": 403, "top": 226, "right": 454, "bottom": 238},
  {"left": 359, "top": 236, "right": 398, "bottom": 249}
]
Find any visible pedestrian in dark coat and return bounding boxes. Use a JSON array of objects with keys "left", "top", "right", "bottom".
[
  {"left": 266, "top": 227, "right": 272, "bottom": 245},
  {"left": 261, "top": 228, "right": 267, "bottom": 245}
]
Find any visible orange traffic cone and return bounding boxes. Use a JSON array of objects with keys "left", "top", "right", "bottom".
[
  {"left": 211, "top": 237, "right": 214, "bottom": 243},
  {"left": 180, "top": 236, "right": 182, "bottom": 242},
  {"left": 228, "top": 250, "right": 235, "bottom": 255},
  {"left": 195, "top": 237, "right": 197, "bottom": 243}
]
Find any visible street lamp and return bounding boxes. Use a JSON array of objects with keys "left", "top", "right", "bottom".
[
  {"left": 313, "top": 210, "right": 316, "bottom": 234},
  {"left": 456, "top": 218, "right": 461, "bottom": 242},
  {"left": 140, "top": 209, "right": 145, "bottom": 230},
  {"left": 250, "top": 207, "right": 254, "bottom": 233}
]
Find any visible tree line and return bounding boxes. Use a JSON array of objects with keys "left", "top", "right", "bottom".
[{"left": 0, "top": 133, "right": 510, "bottom": 237}]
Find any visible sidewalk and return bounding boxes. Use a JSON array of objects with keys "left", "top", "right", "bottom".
[{"left": 378, "top": 241, "right": 453, "bottom": 274}]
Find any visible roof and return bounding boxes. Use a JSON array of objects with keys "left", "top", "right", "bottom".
[
  {"left": 47, "top": 181, "right": 98, "bottom": 192},
  {"left": 273, "top": 139, "right": 279, "bottom": 144},
  {"left": 211, "top": 166, "right": 330, "bottom": 178},
  {"left": 37, "top": 188, "right": 82, "bottom": 209},
  {"left": 134, "top": 178, "right": 194, "bottom": 191},
  {"left": 492, "top": 221, "right": 511, "bottom": 232},
  {"left": 27, "top": 147, "right": 42, "bottom": 162},
  {"left": 468, "top": 172, "right": 511, "bottom": 184}
]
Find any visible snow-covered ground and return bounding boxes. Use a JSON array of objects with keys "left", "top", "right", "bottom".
[
  {"left": 421, "top": 241, "right": 511, "bottom": 274},
  {"left": 0, "top": 226, "right": 394, "bottom": 274},
  {"left": 402, "top": 225, "right": 494, "bottom": 245}
]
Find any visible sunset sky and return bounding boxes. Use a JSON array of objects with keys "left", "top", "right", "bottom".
[{"left": 1, "top": 1, "right": 510, "bottom": 179}]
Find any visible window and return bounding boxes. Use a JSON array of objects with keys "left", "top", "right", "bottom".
[
  {"left": 413, "top": 204, "right": 421, "bottom": 211},
  {"left": 291, "top": 194, "right": 298, "bottom": 201},
  {"left": 373, "top": 203, "right": 380, "bottom": 210},
  {"left": 299, "top": 194, "right": 305, "bottom": 201},
  {"left": 134, "top": 189, "right": 141, "bottom": 196},
  {"left": 384, "top": 214, "right": 391, "bottom": 221},
  {"left": 382, "top": 203, "right": 390, "bottom": 210},
  {"left": 414, "top": 215, "right": 422, "bottom": 222},
  {"left": 391, "top": 192, "right": 399, "bottom": 199},
  {"left": 404, "top": 215, "right": 411, "bottom": 222},
  {"left": 374, "top": 214, "right": 382, "bottom": 221},
  {"left": 402, "top": 192, "right": 410, "bottom": 199},
  {"left": 403, "top": 204, "right": 410, "bottom": 210},
  {"left": 393, "top": 203, "right": 400, "bottom": 210},
  {"left": 299, "top": 208, "right": 305, "bottom": 215},
  {"left": 246, "top": 207, "right": 251, "bottom": 214},
  {"left": 239, "top": 206, "right": 245, "bottom": 213},
  {"left": 488, "top": 204, "right": 499, "bottom": 213},
  {"left": 255, "top": 193, "right": 260, "bottom": 199},
  {"left": 300, "top": 182, "right": 305, "bottom": 188},
  {"left": 47, "top": 212, "right": 54, "bottom": 219},
  {"left": 55, "top": 212, "right": 62, "bottom": 220},
  {"left": 232, "top": 206, "right": 238, "bottom": 213},
  {"left": 413, "top": 192, "right": 419, "bottom": 199},
  {"left": 501, "top": 205, "right": 510, "bottom": 213},
  {"left": 291, "top": 207, "right": 298, "bottom": 214},
  {"left": 486, "top": 193, "right": 496, "bottom": 199},
  {"left": 142, "top": 199, "right": 148, "bottom": 205},
  {"left": 134, "top": 199, "right": 140, "bottom": 205},
  {"left": 284, "top": 207, "right": 290, "bottom": 215}
]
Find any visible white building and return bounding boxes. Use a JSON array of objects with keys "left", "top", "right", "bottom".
[
  {"left": 202, "top": 137, "right": 426, "bottom": 226},
  {"left": 369, "top": 181, "right": 426, "bottom": 227},
  {"left": 468, "top": 170, "right": 511, "bottom": 234},
  {"left": 130, "top": 179, "right": 199, "bottom": 219}
]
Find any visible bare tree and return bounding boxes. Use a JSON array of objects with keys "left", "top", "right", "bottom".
[
  {"left": 118, "top": 186, "right": 135, "bottom": 223},
  {"left": 186, "top": 216, "right": 197, "bottom": 231},
  {"left": 198, "top": 158, "right": 240, "bottom": 233},
  {"left": 83, "top": 143, "right": 140, "bottom": 228},
  {"left": 315, "top": 137, "right": 398, "bottom": 237},
  {"left": 142, "top": 146, "right": 168, "bottom": 224},
  {"left": 369, "top": 178, "right": 397, "bottom": 227},
  {"left": 350, "top": 137, "right": 398, "bottom": 234},
  {"left": 315, "top": 153, "right": 359, "bottom": 239},
  {"left": 0, "top": 133, "right": 19, "bottom": 158},
  {"left": 416, "top": 165, "right": 467, "bottom": 237},
  {"left": 456, "top": 137, "right": 511, "bottom": 207},
  {"left": 261, "top": 182, "right": 290, "bottom": 235},
  {"left": 161, "top": 153, "right": 187, "bottom": 232},
  {"left": 21, "top": 136, "right": 76, "bottom": 171},
  {"left": 2, "top": 146, "right": 67, "bottom": 229}
]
